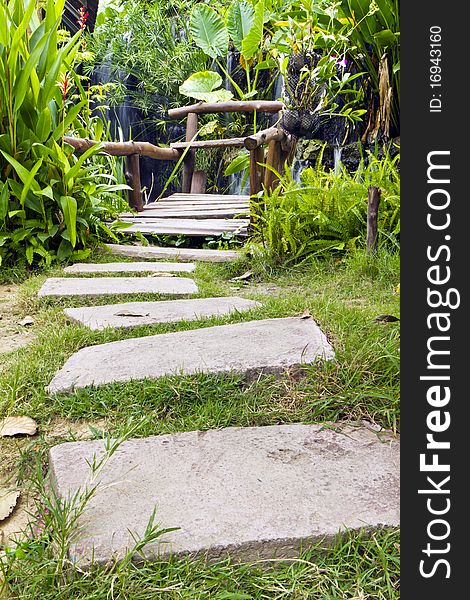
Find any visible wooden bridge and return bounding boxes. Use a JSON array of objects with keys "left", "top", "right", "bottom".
[{"left": 65, "top": 100, "right": 294, "bottom": 238}]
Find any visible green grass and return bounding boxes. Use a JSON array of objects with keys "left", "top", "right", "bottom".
[
  {"left": 0, "top": 247, "right": 400, "bottom": 598},
  {"left": 2, "top": 527, "right": 400, "bottom": 599}
]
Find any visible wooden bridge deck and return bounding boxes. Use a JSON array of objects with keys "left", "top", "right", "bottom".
[{"left": 119, "top": 193, "right": 251, "bottom": 237}]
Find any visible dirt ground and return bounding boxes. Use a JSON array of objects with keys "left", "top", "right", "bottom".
[
  {"left": 0, "top": 284, "right": 34, "bottom": 357},
  {"left": 0, "top": 418, "right": 108, "bottom": 547}
]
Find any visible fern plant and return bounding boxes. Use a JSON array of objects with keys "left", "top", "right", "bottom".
[{"left": 252, "top": 148, "right": 400, "bottom": 264}]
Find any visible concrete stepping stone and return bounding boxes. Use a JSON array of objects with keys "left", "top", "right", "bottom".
[
  {"left": 64, "top": 297, "right": 261, "bottom": 330},
  {"left": 105, "top": 244, "right": 242, "bottom": 263},
  {"left": 64, "top": 262, "right": 196, "bottom": 274},
  {"left": 38, "top": 277, "right": 198, "bottom": 298},
  {"left": 48, "top": 423, "right": 400, "bottom": 566},
  {"left": 47, "top": 317, "right": 334, "bottom": 394}
]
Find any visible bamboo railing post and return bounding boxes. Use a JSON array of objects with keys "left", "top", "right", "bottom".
[
  {"left": 249, "top": 146, "right": 266, "bottom": 233},
  {"left": 125, "top": 153, "right": 144, "bottom": 212},
  {"left": 182, "top": 112, "right": 198, "bottom": 193},
  {"left": 366, "top": 186, "right": 381, "bottom": 253},
  {"left": 249, "top": 146, "right": 265, "bottom": 197},
  {"left": 264, "top": 139, "right": 283, "bottom": 192},
  {"left": 190, "top": 170, "right": 207, "bottom": 194}
]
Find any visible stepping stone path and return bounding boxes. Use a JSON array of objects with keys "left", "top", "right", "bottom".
[
  {"left": 48, "top": 317, "right": 334, "bottom": 394},
  {"left": 105, "top": 243, "right": 242, "bottom": 262},
  {"left": 38, "top": 276, "right": 198, "bottom": 298},
  {"left": 44, "top": 244, "right": 398, "bottom": 567},
  {"left": 64, "top": 297, "right": 261, "bottom": 330},
  {"left": 64, "top": 262, "right": 196, "bottom": 274},
  {"left": 48, "top": 423, "right": 400, "bottom": 566}
]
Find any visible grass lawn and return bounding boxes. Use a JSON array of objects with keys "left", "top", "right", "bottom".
[{"left": 0, "top": 246, "right": 400, "bottom": 599}]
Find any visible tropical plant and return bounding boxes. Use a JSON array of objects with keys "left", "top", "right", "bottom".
[
  {"left": 87, "top": 0, "right": 209, "bottom": 114},
  {"left": 185, "top": 0, "right": 276, "bottom": 110},
  {"left": 336, "top": 0, "right": 400, "bottom": 139},
  {"left": 251, "top": 147, "right": 400, "bottom": 264},
  {"left": 0, "top": 0, "right": 128, "bottom": 268}
]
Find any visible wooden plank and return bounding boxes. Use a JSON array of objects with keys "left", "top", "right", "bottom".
[
  {"left": 121, "top": 218, "right": 249, "bottom": 226},
  {"left": 121, "top": 220, "right": 249, "bottom": 236},
  {"left": 165, "top": 194, "right": 249, "bottom": 200},
  {"left": 121, "top": 208, "right": 249, "bottom": 219},
  {"left": 136, "top": 206, "right": 249, "bottom": 214},
  {"left": 168, "top": 101, "right": 284, "bottom": 119},
  {"left": 142, "top": 201, "right": 249, "bottom": 209},
  {"left": 171, "top": 138, "right": 246, "bottom": 150}
]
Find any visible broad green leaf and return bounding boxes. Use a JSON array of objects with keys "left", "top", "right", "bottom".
[
  {"left": 63, "top": 142, "right": 104, "bottom": 187},
  {"left": 1, "top": 151, "right": 40, "bottom": 194},
  {"left": 179, "top": 71, "right": 233, "bottom": 103},
  {"left": 198, "top": 120, "right": 219, "bottom": 137},
  {"left": 57, "top": 238, "right": 73, "bottom": 261},
  {"left": 25, "top": 244, "right": 34, "bottom": 264},
  {"left": 0, "top": 3, "right": 9, "bottom": 47},
  {"left": 13, "top": 31, "right": 49, "bottom": 111},
  {"left": 227, "top": 0, "right": 254, "bottom": 52},
  {"left": 20, "top": 158, "right": 43, "bottom": 205},
  {"left": 224, "top": 151, "right": 250, "bottom": 176},
  {"left": 373, "top": 29, "right": 398, "bottom": 48},
  {"left": 0, "top": 183, "right": 9, "bottom": 221},
  {"left": 52, "top": 99, "right": 86, "bottom": 140},
  {"left": 190, "top": 5, "right": 228, "bottom": 59},
  {"left": 36, "top": 107, "right": 53, "bottom": 143},
  {"left": 241, "top": 0, "right": 264, "bottom": 60},
  {"left": 59, "top": 195, "right": 77, "bottom": 247}
]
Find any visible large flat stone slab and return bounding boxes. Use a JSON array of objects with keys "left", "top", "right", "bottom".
[
  {"left": 105, "top": 244, "right": 242, "bottom": 263},
  {"left": 64, "top": 262, "right": 196, "bottom": 274},
  {"left": 47, "top": 317, "right": 334, "bottom": 394},
  {"left": 48, "top": 423, "right": 400, "bottom": 566},
  {"left": 64, "top": 297, "right": 261, "bottom": 330},
  {"left": 38, "top": 277, "right": 198, "bottom": 298}
]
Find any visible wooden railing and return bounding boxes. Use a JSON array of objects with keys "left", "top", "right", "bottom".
[{"left": 64, "top": 100, "right": 294, "bottom": 212}]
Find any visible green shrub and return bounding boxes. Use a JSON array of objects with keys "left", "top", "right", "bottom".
[
  {"left": 252, "top": 149, "right": 400, "bottom": 265},
  {"left": 0, "top": 0, "right": 127, "bottom": 268}
]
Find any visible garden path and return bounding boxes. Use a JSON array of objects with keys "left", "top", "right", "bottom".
[{"left": 43, "top": 250, "right": 399, "bottom": 566}]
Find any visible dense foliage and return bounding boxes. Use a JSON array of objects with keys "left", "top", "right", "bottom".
[
  {"left": 87, "top": 0, "right": 209, "bottom": 117},
  {"left": 252, "top": 149, "right": 400, "bottom": 264},
  {"left": 0, "top": 0, "right": 128, "bottom": 268}
]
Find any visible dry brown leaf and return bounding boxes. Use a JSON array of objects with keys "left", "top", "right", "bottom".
[
  {"left": 230, "top": 271, "right": 253, "bottom": 282},
  {"left": 17, "top": 316, "right": 34, "bottom": 327},
  {"left": 300, "top": 308, "right": 311, "bottom": 319},
  {"left": 0, "top": 489, "right": 20, "bottom": 522},
  {"left": 150, "top": 273, "right": 175, "bottom": 277},
  {"left": 0, "top": 416, "right": 37, "bottom": 437},
  {"left": 114, "top": 310, "right": 150, "bottom": 318}
]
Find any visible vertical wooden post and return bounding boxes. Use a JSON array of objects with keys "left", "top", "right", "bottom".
[
  {"left": 249, "top": 146, "right": 264, "bottom": 197},
  {"left": 182, "top": 112, "right": 198, "bottom": 193},
  {"left": 248, "top": 146, "right": 265, "bottom": 233},
  {"left": 190, "top": 170, "right": 207, "bottom": 194},
  {"left": 263, "top": 139, "right": 282, "bottom": 192},
  {"left": 367, "top": 186, "right": 381, "bottom": 253},
  {"left": 125, "top": 153, "right": 144, "bottom": 212}
]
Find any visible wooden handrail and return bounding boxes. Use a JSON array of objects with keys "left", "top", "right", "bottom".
[
  {"left": 244, "top": 126, "right": 285, "bottom": 150},
  {"left": 168, "top": 100, "right": 284, "bottom": 119},
  {"left": 64, "top": 137, "right": 181, "bottom": 161}
]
